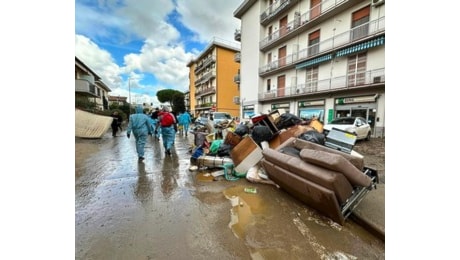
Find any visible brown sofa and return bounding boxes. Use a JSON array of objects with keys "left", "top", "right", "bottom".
[{"left": 260, "top": 137, "right": 378, "bottom": 225}]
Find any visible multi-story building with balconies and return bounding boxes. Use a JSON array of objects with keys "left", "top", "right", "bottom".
[
  {"left": 75, "top": 56, "right": 112, "bottom": 111},
  {"left": 187, "top": 38, "right": 241, "bottom": 118},
  {"left": 234, "top": 0, "right": 385, "bottom": 137}
]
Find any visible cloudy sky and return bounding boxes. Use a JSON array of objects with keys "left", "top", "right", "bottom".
[{"left": 75, "top": 0, "right": 242, "bottom": 106}]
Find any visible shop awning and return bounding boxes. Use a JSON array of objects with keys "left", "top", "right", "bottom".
[
  {"left": 336, "top": 36, "right": 385, "bottom": 57},
  {"left": 295, "top": 54, "right": 333, "bottom": 69}
]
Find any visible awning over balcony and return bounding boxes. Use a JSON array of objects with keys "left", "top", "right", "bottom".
[
  {"left": 295, "top": 54, "right": 333, "bottom": 69},
  {"left": 336, "top": 36, "right": 385, "bottom": 57}
]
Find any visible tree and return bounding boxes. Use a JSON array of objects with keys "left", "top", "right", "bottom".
[
  {"left": 172, "top": 92, "right": 185, "bottom": 113},
  {"left": 156, "top": 89, "right": 185, "bottom": 112}
]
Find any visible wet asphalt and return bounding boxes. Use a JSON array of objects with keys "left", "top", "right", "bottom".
[{"left": 75, "top": 127, "right": 385, "bottom": 260}]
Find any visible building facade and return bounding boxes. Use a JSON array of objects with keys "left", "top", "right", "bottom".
[
  {"left": 188, "top": 38, "right": 241, "bottom": 118},
  {"left": 234, "top": 0, "right": 385, "bottom": 137},
  {"left": 75, "top": 56, "right": 112, "bottom": 111},
  {"left": 108, "top": 95, "right": 128, "bottom": 107}
]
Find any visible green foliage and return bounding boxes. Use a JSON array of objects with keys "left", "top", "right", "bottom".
[
  {"left": 75, "top": 96, "right": 97, "bottom": 110},
  {"left": 157, "top": 89, "right": 186, "bottom": 113},
  {"left": 172, "top": 92, "right": 185, "bottom": 113},
  {"left": 157, "top": 89, "right": 179, "bottom": 105},
  {"left": 109, "top": 103, "right": 131, "bottom": 116}
]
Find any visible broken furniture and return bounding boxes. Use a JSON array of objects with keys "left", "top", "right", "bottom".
[{"left": 260, "top": 137, "right": 378, "bottom": 225}]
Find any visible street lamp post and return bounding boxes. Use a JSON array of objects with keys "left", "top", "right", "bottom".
[
  {"left": 128, "top": 77, "right": 138, "bottom": 114},
  {"left": 128, "top": 79, "right": 132, "bottom": 106}
]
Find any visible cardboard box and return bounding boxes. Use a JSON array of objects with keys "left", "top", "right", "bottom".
[
  {"left": 308, "top": 119, "right": 324, "bottom": 133},
  {"left": 230, "top": 136, "right": 263, "bottom": 173},
  {"left": 268, "top": 125, "right": 314, "bottom": 149}
]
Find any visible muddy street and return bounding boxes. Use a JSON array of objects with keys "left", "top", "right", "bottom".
[{"left": 75, "top": 130, "right": 385, "bottom": 259}]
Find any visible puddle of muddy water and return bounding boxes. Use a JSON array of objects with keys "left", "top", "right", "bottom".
[
  {"left": 195, "top": 172, "right": 215, "bottom": 182},
  {"left": 222, "top": 186, "right": 266, "bottom": 239}
]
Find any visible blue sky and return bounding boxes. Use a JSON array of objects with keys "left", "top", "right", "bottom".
[{"left": 75, "top": 0, "right": 242, "bottom": 106}]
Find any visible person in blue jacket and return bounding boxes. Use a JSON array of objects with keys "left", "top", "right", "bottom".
[
  {"left": 126, "top": 105, "right": 153, "bottom": 161},
  {"left": 178, "top": 111, "right": 192, "bottom": 137}
]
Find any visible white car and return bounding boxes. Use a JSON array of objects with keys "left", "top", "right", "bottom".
[
  {"left": 211, "top": 112, "right": 233, "bottom": 126},
  {"left": 323, "top": 116, "right": 372, "bottom": 141}
]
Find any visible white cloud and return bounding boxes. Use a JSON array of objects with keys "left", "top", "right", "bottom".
[
  {"left": 75, "top": 35, "right": 123, "bottom": 89},
  {"left": 176, "top": 0, "right": 241, "bottom": 43},
  {"left": 75, "top": 0, "right": 241, "bottom": 106}
]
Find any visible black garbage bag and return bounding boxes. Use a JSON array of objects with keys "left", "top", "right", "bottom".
[
  {"left": 234, "top": 123, "right": 249, "bottom": 137},
  {"left": 298, "top": 130, "right": 325, "bottom": 145},
  {"left": 251, "top": 125, "right": 273, "bottom": 147},
  {"left": 275, "top": 113, "right": 302, "bottom": 129},
  {"left": 217, "top": 143, "right": 233, "bottom": 157}
]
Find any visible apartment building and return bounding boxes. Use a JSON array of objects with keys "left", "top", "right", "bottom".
[
  {"left": 234, "top": 0, "right": 385, "bottom": 137},
  {"left": 75, "top": 56, "right": 112, "bottom": 111},
  {"left": 187, "top": 38, "right": 241, "bottom": 118}
]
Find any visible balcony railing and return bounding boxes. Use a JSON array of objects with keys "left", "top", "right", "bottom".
[
  {"left": 75, "top": 79, "right": 97, "bottom": 97},
  {"left": 259, "top": 68, "right": 385, "bottom": 100},
  {"left": 194, "top": 55, "right": 216, "bottom": 74},
  {"left": 234, "top": 52, "right": 241, "bottom": 62},
  {"left": 259, "top": 17, "right": 385, "bottom": 75},
  {"left": 260, "top": 0, "right": 298, "bottom": 25},
  {"left": 194, "top": 69, "right": 216, "bottom": 85},
  {"left": 195, "top": 103, "right": 216, "bottom": 109},
  {"left": 195, "top": 86, "right": 216, "bottom": 97},
  {"left": 260, "top": 0, "right": 364, "bottom": 51},
  {"left": 234, "top": 29, "right": 241, "bottom": 41},
  {"left": 234, "top": 74, "right": 240, "bottom": 84}
]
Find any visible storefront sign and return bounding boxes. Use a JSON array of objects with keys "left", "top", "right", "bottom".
[
  {"left": 336, "top": 95, "right": 377, "bottom": 105},
  {"left": 271, "top": 103, "right": 290, "bottom": 109},
  {"left": 298, "top": 100, "right": 324, "bottom": 107}
]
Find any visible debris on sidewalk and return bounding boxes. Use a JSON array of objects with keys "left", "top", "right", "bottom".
[{"left": 188, "top": 109, "right": 378, "bottom": 225}]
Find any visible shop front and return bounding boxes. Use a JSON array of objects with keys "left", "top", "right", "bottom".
[
  {"left": 242, "top": 105, "right": 255, "bottom": 119},
  {"left": 271, "top": 103, "right": 290, "bottom": 113},
  {"left": 333, "top": 94, "right": 378, "bottom": 127},
  {"left": 298, "top": 100, "right": 325, "bottom": 123}
]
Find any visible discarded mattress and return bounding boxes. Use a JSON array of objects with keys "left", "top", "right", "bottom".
[{"left": 260, "top": 137, "right": 378, "bottom": 225}]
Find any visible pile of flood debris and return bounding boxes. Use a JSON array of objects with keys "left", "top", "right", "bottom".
[{"left": 189, "top": 110, "right": 379, "bottom": 225}]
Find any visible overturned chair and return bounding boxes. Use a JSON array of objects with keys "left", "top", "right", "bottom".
[{"left": 260, "top": 137, "right": 378, "bottom": 225}]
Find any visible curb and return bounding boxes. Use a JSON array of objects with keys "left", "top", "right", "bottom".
[{"left": 350, "top": 183, "right": 385, "bottom": 242}]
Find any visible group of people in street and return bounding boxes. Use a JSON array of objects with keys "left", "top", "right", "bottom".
[{"left": 120, "top": 105, "right": 193, "bottom": 161}]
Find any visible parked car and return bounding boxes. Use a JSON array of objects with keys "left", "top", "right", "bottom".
[
  {"left": 211, "top": 112, "right": 233, "bottom": 126},
  {"left": 194, "top": 116, "right": 209, "bottom": 126},
  {"left": 323, "top": 116, "right": 372, "bottom": 141}
]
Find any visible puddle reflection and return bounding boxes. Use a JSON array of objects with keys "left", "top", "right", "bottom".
[
  {"left": 223, "top": 186, "right": 266, "bottom": 239},
  {"left": 134, "top": 162, "right": 153, "bottom": 203},
  {"left": 160, "top": 152, "right": 180, "bottom": 198}
]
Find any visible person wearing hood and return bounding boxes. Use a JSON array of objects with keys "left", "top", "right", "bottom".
[
  {"left": 156, "top": 106, "right": 177, "bottom": 156},
  {"left": 126, "top": 105, "right": 153, "bottom": 161}
]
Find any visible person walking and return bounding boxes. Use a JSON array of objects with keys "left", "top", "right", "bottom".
[
  {"left": 110, "top": 111, "right": 123, "bottom": 137},
  {"left": 179, "top": 111, "right": 192, "bottom": 137},
  {"left": 151, "top": 107, "right": 161, "bottom": 140},
  {"left": 126, "top": 105, "right": 153, "bottom": 161},
  {"left": 177, "top": 112, "right": 184, "bottom": 136},
  {"left": 156, "top": 106, "right": 177, "bottom": 156}
]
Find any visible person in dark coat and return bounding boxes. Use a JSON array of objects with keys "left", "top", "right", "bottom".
[{"left": 111, "top": 111, "right": 123, "bottom": 137}]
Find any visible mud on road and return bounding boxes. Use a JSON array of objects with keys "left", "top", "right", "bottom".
[
  {"left": 353, "top": 137, "right": 385, "bottom": 183},
  {"left": 75, "top": 133, "right": 385, "bottom": 259}
]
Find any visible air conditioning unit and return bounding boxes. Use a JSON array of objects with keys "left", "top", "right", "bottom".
[
  {"left": 233, "top": 96, "right": 240, "bottom": 104},
  {"left": 372, "top": 0, "right": 384, "bottom": 7},
  {"left": 373, "top": 76, "right": 382, "bottom": 83}
]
